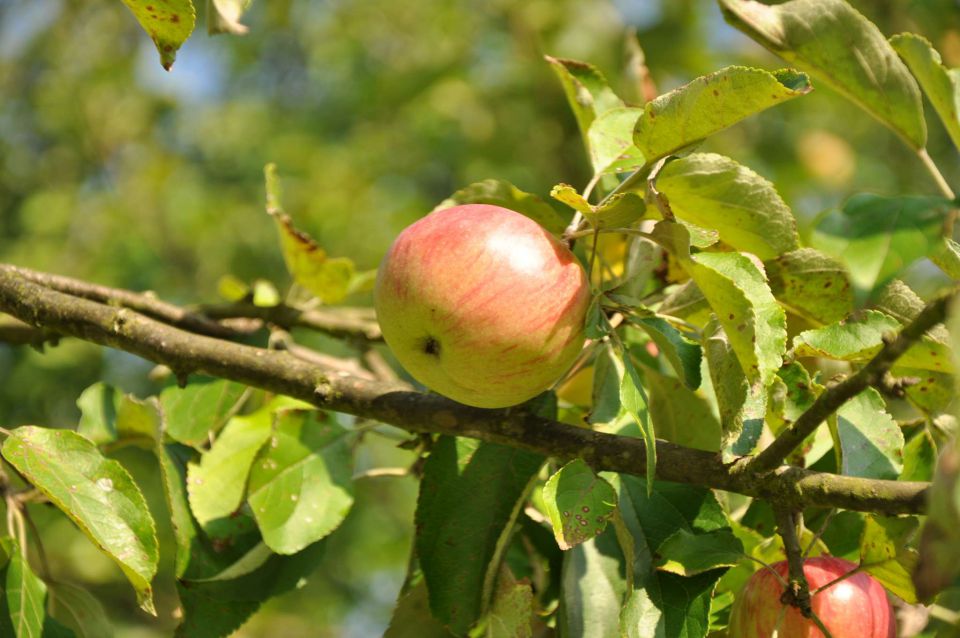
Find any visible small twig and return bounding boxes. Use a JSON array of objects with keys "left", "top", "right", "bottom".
[
  {"left": 742, "top": 553, "right": 790, "bottom": 589},
  {"left": 566, "top": 227, "right": 655, "bottom": 241},
  {"left": 0, "top": 427, "right": 11, "bottom": 437},
  {"left": 811, "top": 564, "right": 864, "bottom": 596},
  {"left": 803, "top": 509, "right": 835, "bottom": 559},
  {"left": 775, "top": 508, "right": 835, "bottom": 637},
  {"left": 917, "top": 149, "right": 957, "bottom": 236},
  {"left": 746, "top": 289, "right": 956, "bottom": 474}
]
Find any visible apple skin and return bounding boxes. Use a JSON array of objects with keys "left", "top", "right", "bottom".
[
  {"left": 729, "top": 556, "right": 895, "bottom": 638},
  {"left": 374, "top": 204, "right": 590, "bottom": 409}
]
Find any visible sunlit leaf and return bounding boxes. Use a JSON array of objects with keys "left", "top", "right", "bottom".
[
  {"left": 486, "top": 567, "right": 533, "bottom": 638},
  {"left": 644, "top": 366, "right": 721, "bottom": 452},
  {"left": 77, "top": 383, "right": 158, "bottom": 446},
  {"left": 160, "top": 379, "right": 247, "bottom": 447},
  {"left": 719, "top": 0, "right": 926, "bottom": 148},
  {"left": 931, "top": 237, "right": 960, "bottom": 280},
  {"left": 901, "top": 430, "right": 936, "bottom": 482},
  {"left": 587, "top": 107, "right": 646, "bottom": 175},
  {"left": 120, "top": 0, "right": 196, "bottom": 71},
  {"left": 1, "top": 428, "right": 159, "bottom": 614},
  {"left": 436, "top": 179, "right": 570, "bottom": 236},
  {"left": 765, "top": 248, "right": 853, "bottom": 325},
  {"left": 542, "top": 459, "right": 618, "bottom": 550},
  {"left": 656, "top": 153, "right": 798, "bottom": 260},
  {"left": 860, "top": 515, "right": 919, "bottom": 603},
  {"left": 891, "top": 33, "right": 960, "bottom": 152},
  {"left": 634, "top": 66, "right": 811, "bottom": 162},
  {"left": 545, "top": 56, "right": 623, "bottom": 142}
]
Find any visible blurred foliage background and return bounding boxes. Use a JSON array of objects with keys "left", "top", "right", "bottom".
[{"left": 1, "top": 0, "right": 959, "bottom": 635}]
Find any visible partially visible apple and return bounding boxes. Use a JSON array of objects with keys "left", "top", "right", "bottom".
[
  {"left": 729, "top": 556, "right": 895, "bottom": 638},
  {"left": 374, "top": 204, "right": 590, "bottom": 408}
]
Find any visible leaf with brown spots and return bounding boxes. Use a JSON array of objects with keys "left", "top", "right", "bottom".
[
  {"left": 120, "top": 0, "right": 196, "bottom": 70},
  {"left": 542, "top": 459, "right": 618, "bottom": 550}
]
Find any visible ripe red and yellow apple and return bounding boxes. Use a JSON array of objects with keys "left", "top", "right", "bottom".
[
  {"left": 374, "top": 204, "right": 590, "bottom": 408},
  {"left": 729, "top": 556, "right": 895, "bottom": 638}
]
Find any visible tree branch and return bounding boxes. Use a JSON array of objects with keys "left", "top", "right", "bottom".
[
  {"left": 746, "top": 290, "right": 956, "bottom": 474},
  {"left": 200, "top": 302, "right": 382, "bottom": 341},
  {"left": 0, "top": 264, "right": 931, "bottom": 515}
]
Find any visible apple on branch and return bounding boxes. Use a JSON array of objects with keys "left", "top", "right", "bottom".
[
  {"left": 374, "top": 203, "right": 591, "bottom": 408},
  {"left": 729, "top": 556, "right": 895, "bottom": 638}
]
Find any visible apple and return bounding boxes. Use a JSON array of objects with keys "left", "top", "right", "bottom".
[
  {"left": 374, "top": 203, "right": 591, "bottom": 408},
  {"left": 729, "top": 556, "right": 895, "bottom": 638}
]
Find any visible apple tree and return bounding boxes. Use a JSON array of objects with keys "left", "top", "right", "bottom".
[{"left": 2, "top": 0, "right": 960, "bottom": 636}]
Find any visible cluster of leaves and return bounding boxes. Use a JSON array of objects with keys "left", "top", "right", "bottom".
[{"left": 4, "top": 0, "right": 960, "bottom": 637}]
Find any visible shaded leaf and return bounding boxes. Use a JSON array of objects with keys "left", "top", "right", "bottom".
[
  {"left": 620, "top": 353, "right": 656, "bottom": 488},
  {"left": 436, "top": 179, "right": 570, "bottom": 236},
  {"left": 891, "top": 33, "right": 960, "bottom": 152},
  {"left": 160, "top": 379, "right": 247, "bottom": 447},
  {"left": 48, "top": 582, "right": 113, "bottom": 638},
  {"left": 7, "top": 546, "right": 46, "bottom": 638},
  {"left": 836, "top": 389, "right": 904, "bottom": 480},
  {"left": 914, "top": 436, "right": 960, "bottom": 601},
  {"left": 120, "top": 0, "right": 196, "bottom": 70},
  {"left": 634, "top": 66, "right": 811, "bottom": 162},
  {"left": 932, "top": 237, "right": 960, "bottom": 280},
  {"left": 860, "top": 515, "right": 919, "bottom": 603},
  {"left": 558, "top": 525, "right": 628, "bottom": 638},
  {"left": 810, "top": 194, "right": 948, "bottom": 299},
  {"left": 542, "top": 459, "right": 617, "bottom": 550},
  {"left": 703, "top": 319, "right": 751, "bottom": 446},
  {"left": 486, "top": 568, "right": 533, "bottom": 638},
  {"left": 1, "top": 428, "right": 158, "bottom": 614},
  {"left": 633, "top": 317, "right": 701, "bottom": 389},
  {"left": 384, "top": 579, "right": 455, "bottom": 638},
  {"left": 416, "top": 437, "right": 544, "bottom": 635},
  {"left": 76, "top": 383, "right": 158, "bottom": 447},
  {"left": 766, "top": 248, "right": 853, "bottom": 325},
  {"left": 901, "top": 429, "right": 937, "bottom": 482},
  {"left": 644, "top": 367, "right": 721, "bottom": 453},
  {"left": 657, "top": 153, "right": 798, "bottom": 260},
  {"left": 247, "top": 410, "right": 354, "bottom": 554},
  {"left": 545, "top": 56, "right": 623, "bottom": 142},
  {"left": 719, "top": 0, "right": 926, "bottom": 148},
  {"left": 656, "top": 528, "right": 743, "bottom": 577}
]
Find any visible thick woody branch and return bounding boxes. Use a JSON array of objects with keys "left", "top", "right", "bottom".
[
  {"left": 747, "top": 291, "right": 956, "bottom": 474},
  {"left": 0, "top": 265, "right": 930, "bottom": 515}
]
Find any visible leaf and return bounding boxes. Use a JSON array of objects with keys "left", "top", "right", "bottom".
[
  {"left": 719, "top": 0, "right": 926, "bottom": 149},
  {"left": 836, "top": 389, "right": 904, "bottom": 480},
  {"left": 793, "top": 310, "right": 954, "bottom": 373},
  {"left": 558, "top": 525, "right": 628, "bottom": 638},
  {"left": 620, "top": 353, "right": 656, "bottom": 488},
  {"left": 545, "top": 56, "right": 623, "bottom": 142},
  {"left": 656, "top": 528, "right": 744, "bottom": 577},
  {"left": 486, "top": 568, "right": 533, "bottom": 638},
  {"left": 656, "top": 153, "right": 798, "bottom": 260},
  {"left": 187, "top": 543, "right": 273, "bottom": 583},
  {"left": 415, "top": 437, "right": 544, "bottom": 635},
  {"left": 1, "top": 427, "right": 159, "bottom": 614},
  {"left": 436, "top": 179, "right": 570, "bottom": 236},
  {"left": 76, "top": 383, "right": 159, "bottom": 447},
  {"left": 120, "top": 0, "right": 196, "bottom": 71},
  {"left": 47, "top": 581, "right": 113, "bottom": 638},
  {"left": 901, "top": 429, "right": 937, "bottom": 482},
  {"left": 186, "top": 409, "right": 273, "bottom": 530},
  {"left": 550, "top": 184, "right": 646, "bottom": 230},
  {"left": 634, "top": 66, "right": 811, "bottom": 162},
  {"left": 914, "top": 436, "right": 960, "bottom": 601},
  {"left": 590, "top": 344, "right": 622, "bottom": 425},
  {"left": 632, "top": 317, "right": 701, "bottom": 389},
  {"left": 892, "top": 33, "right": 960, "bottom": 152},
  {"left": 207, "top": 0, "right": 250, "bottom": 35},
  {"left": 542, "top": 459, "right": 618, "bottom": 550},
  {"left": 6, "top": 546, "right": 46, "bottom": 638},
  {"left": 765, "top": 248, "right": 853, "bottom": 325},
  {"left": 932, "top": 237, "right": 960, "bottom": 280},
  {"left": 860, "top": 515, "right": 920, "bottom": 603},
  {"left": 703, "top": 319, "right": 750, "bottom": 445},
  {"left": 811, "top": 194, "right": 948, "bottom": 300},
  {"left": 247, "top": 410, "right": 354, "bottom": 554},
  {"left": 587, "top": 108, "right": 646, "bottom": 175},
  {"left": 644, "top": 367, "right": 721, "bottom": 453},
  {"left": 384, "top": 579, "right": 455, "bottom": 638},
  {"left": 160, "top": 379, "right": 247, "bottom": 447}
]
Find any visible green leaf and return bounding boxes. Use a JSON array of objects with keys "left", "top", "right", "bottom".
[
  {"left": 892, "top": 33, "right": 960, "bottom": 152},
  {"left": 584, "top": 296, "right": 609, "bottom": 341},
  {"left": 48, "top": 581, "right": 113, "bottom": 638},
  {"left": 590, "top": 344, "right": 622, "bottom": 426},
  {"left": 545, "top": 56, "right": 623, "bottom": 142},
  {"left": 384, "top": 579, "right": 455, "bottom": 638},
  {"left": 247, "top": 410, "right": 354, "bottom": 554},
  {"left": 932, "top": 237, "right": 960, "bottom": 280},
  {"left": 1, "top": 427, "right": 159, "bottom": 614},
  {"left": 632, "top": 317, "right": 701, "bottom": 389},
  {"left": 656, "top": 528, "right": 744, "bottom": 577},
  {"left": 587, "top": 108, "right": 646, "bottom": 176},
  {"left": 719, "top": 0, "right": 926, "bottom": 149},
  {"left": 793, "top": 310, "right": 954, "bottom": 373},
  {"left": 251, "top": 279, "right": 280, "bottom": 307},
  {"left": 485, "top": 567, "right": 533, "bottom": 638},
  {"left": 703, "top": 319, "right": 751, "bottom": 445},
  {"left": 634, "top": 66, "right": 811, "bottom": 162},
  {"left": 415, "top": 437, "right": 544, "bottom": 635},
  {"left": 558, "top": 526, "right": 628, "bottom": 638},
  {"left": 542, "top": 459, "right": 618, "bottom": 550},
  {"left": 160, "top": 379, "right": 247, "bottom": 447},
  {"left": 76, "top": 383, "right": 159, "bottom": 447},
  {"left": 766, "top": 248, "right": 853, "bottom": 325},
  {"left": 620, "top": 354, "right": 656, "bottom": 488},
  {"left": 550, "top": 184, "right": 646, "bottom": 230},
  {"left": 811, "top": 194, "right": 948, "bottom": 299},
  {"left": 207, "top": 0, "right": 251, "bottom": 35},
  {"left": 836, "top": 389, "right": 904, "bottom": 480},
  {"left": 7, "top": 546, "right": 46, "bottom": 638},
  {"left": 187, "top": 409, "right": 273, "bottom": 529},
  {"left": 656, "top": 153, "right": 798, "bottom": 260},
  {"left": 436, "top": 179, "right": 570, "bottom": 236},
  {"left": 860, "top": 515, "right": 919, "bottom": 603},
  {"left": 187, "top": 543, "right": 274, "bottom": 583},
  {"left": 914, "top": 436, "right": 960, "bottom": 601},
  {"left": 120, "top": 0, "right": 196, "bottom": 70},
  {"left": 644, "top": 367, "right": 721, "bottom": 452},
  {"left": 901, "top": 430, "right": 937, "bottom": 482}
]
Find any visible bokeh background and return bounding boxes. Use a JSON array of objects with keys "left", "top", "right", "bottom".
[{"left": 1, "top": 0, "right": 959, "bottom": 635}]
